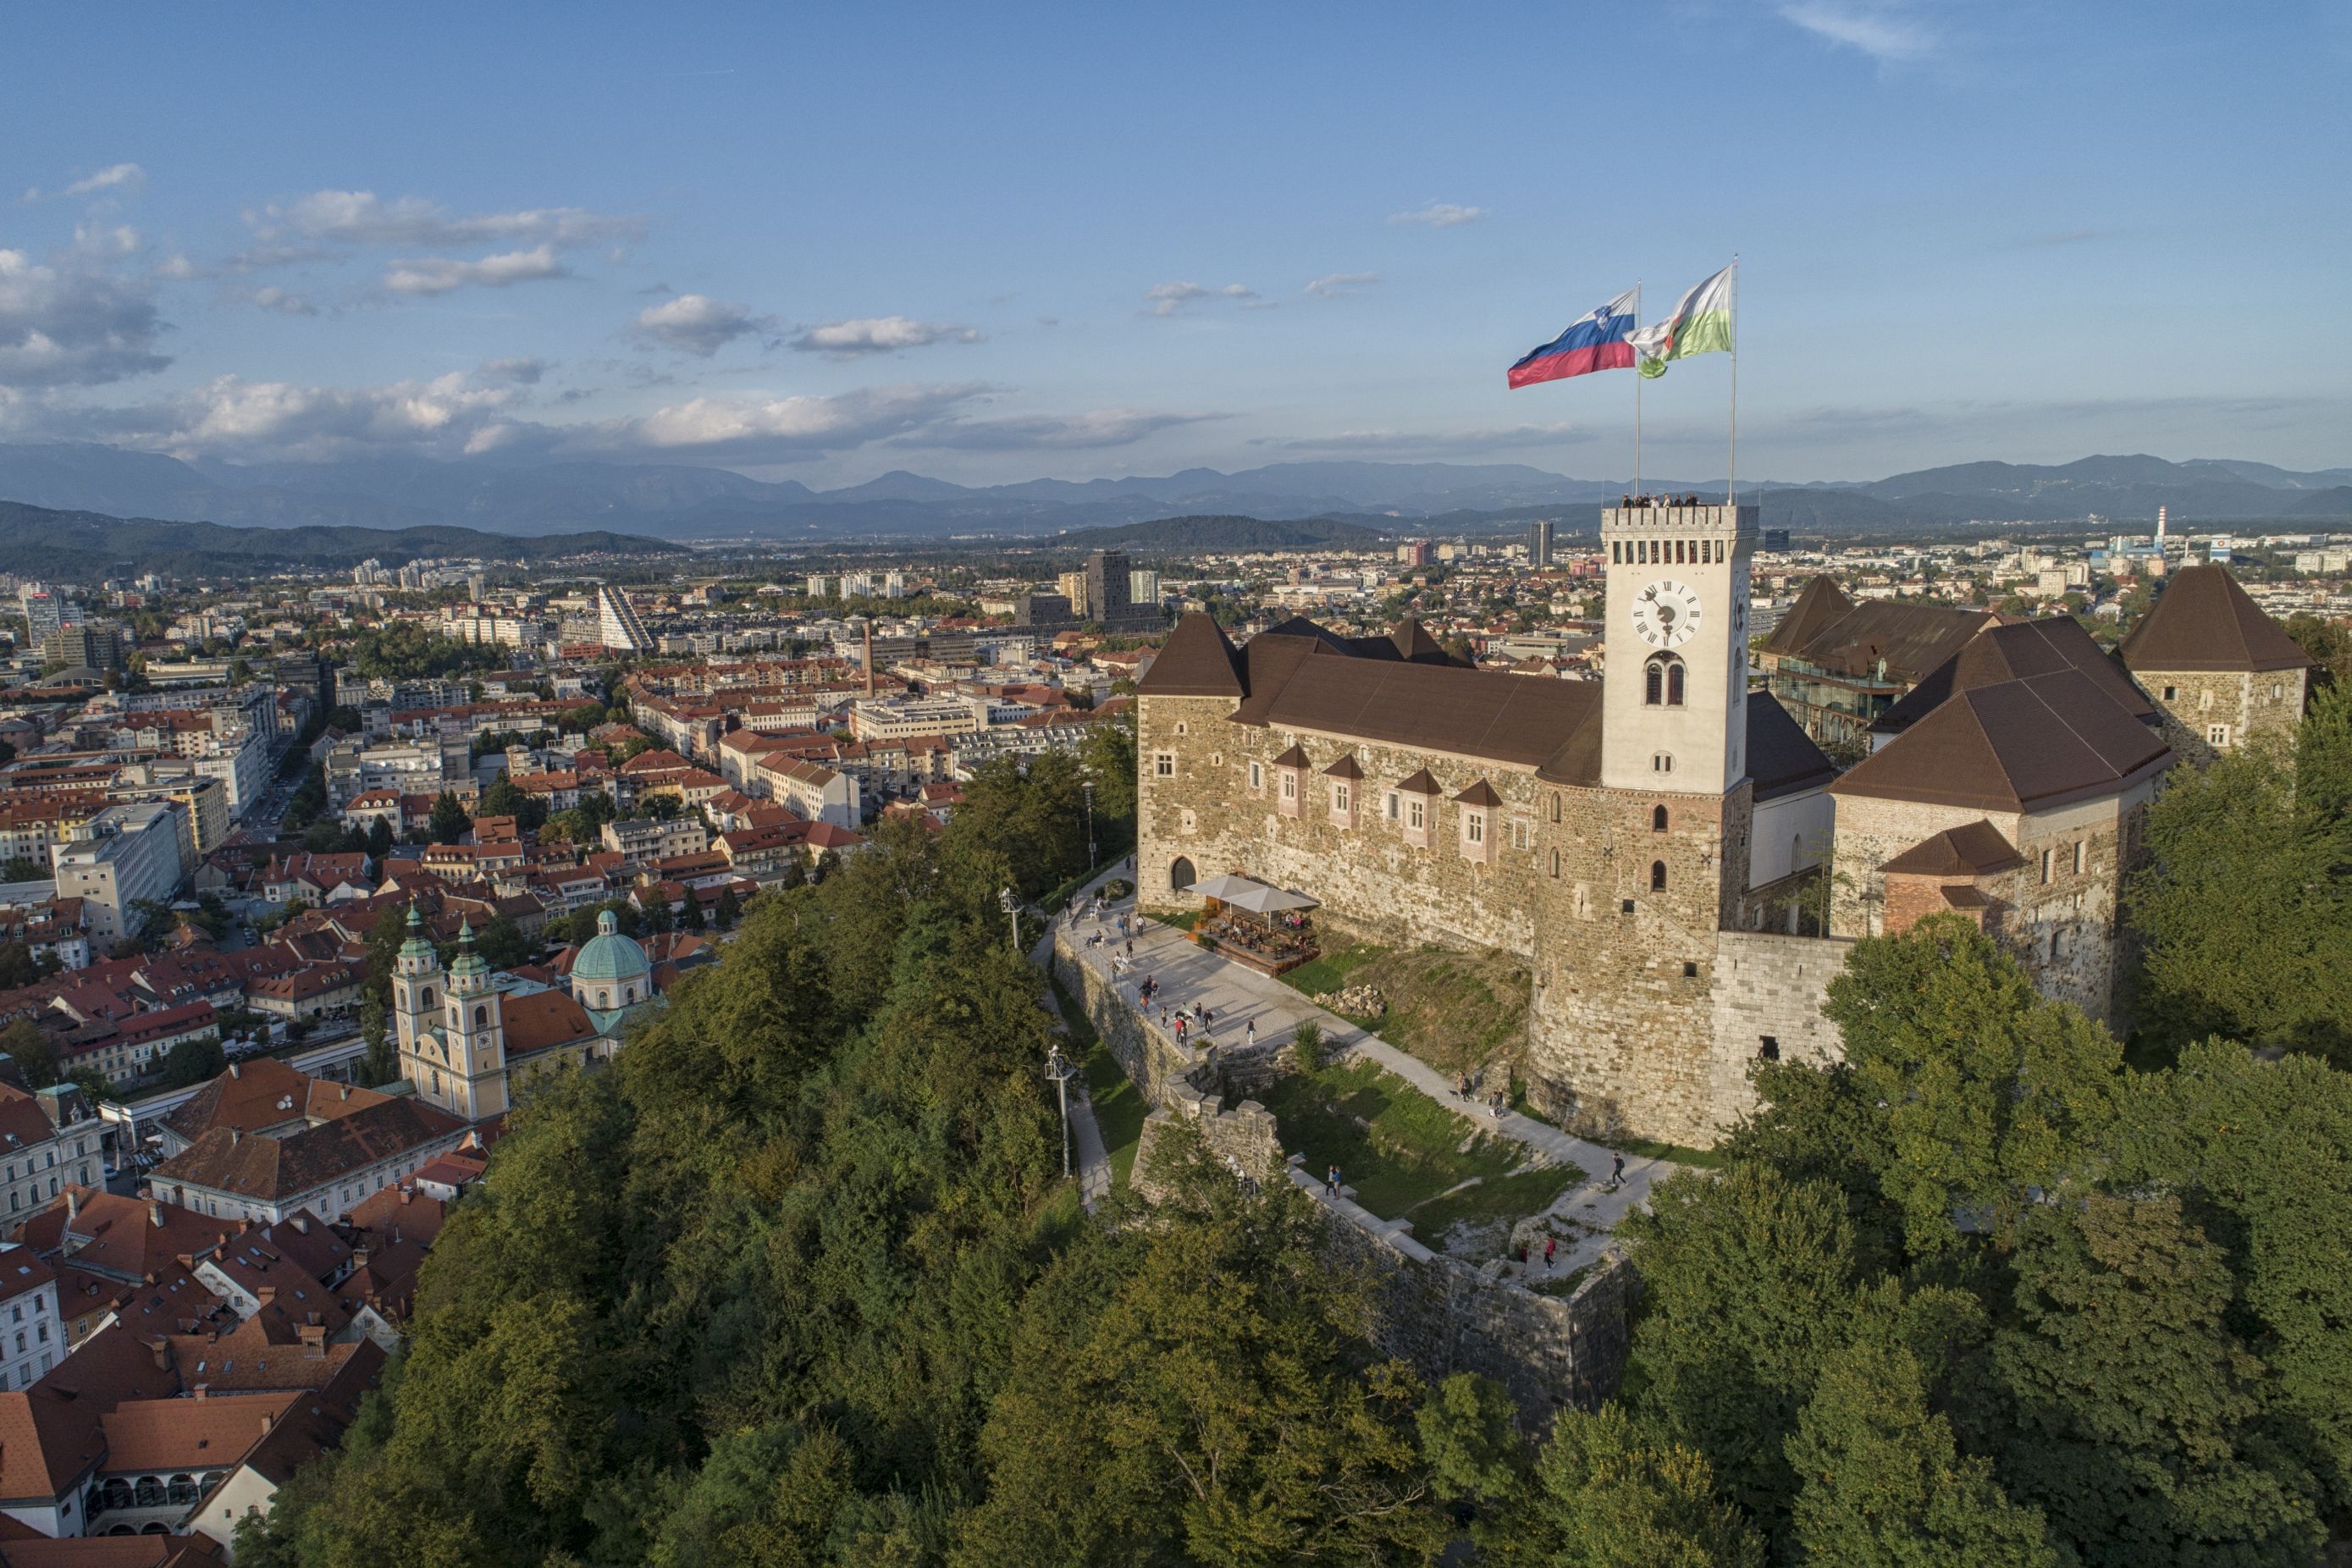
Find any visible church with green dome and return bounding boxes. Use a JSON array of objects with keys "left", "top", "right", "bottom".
[{"left": 391, "top": 903, "right": 670, "bottom": 1124}]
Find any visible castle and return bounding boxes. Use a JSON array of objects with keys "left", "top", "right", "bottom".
[
  {"left": 1135, "top": 505, "right": 2310, "bottom": 1147},
  {"left": 390, "top": 906, "right": 660, "bottom": 1121}
]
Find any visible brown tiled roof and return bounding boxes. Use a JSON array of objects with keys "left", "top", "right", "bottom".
[
  {"left": 1763, "top": 579, "right": 1991, "bottom": 682},
  {"left": 1134, "top": 613, "right": 1243, "bottom": 698},
  {"left": 1879, "top": 820, "right": 2026, "bottom": 876},
  {"left": 36, "top": 1192, "right": 228, "bottom": 1284},
  {"left": 0, "top": 1322, "right": 184, "bottom": 1501},
  {"left": 1760, "top": 575, "right": 1854, "bottom": 656},
  {"left": 1875, "top": 616, "right": 2154, "bottom": 737},
  {"left": 1452, "top": 779, "right": 1503, "bottom": 808},
  {"left": 162, "top": 1058, "right": 396, "bottom": 1150},
  {"left": 1238, "top": 654, "right": 1606, "bottom": 782},
  {"left": 156, "top": 1098, "right": 467, "bottom": 1204},
  {"left": 1395, "top": 769, "right": 1442, "bottom": 794},
  {"left": 1831, "top": 669, "right": 2172, "bottom": 814},
  {"left": 1269, "top": 743, "right": 1311, "bottom": 770},
  {"left": 2117, "top": 564, "right": 2314, "bottom": 673},
  {"left": 226, "top": 1339, "right": 384, "bottom": 1490},
  {"left": 1746, "top": 693, "right": 1840, "bottom": 802},
  {"left": 502, "top": 990, "right": 600, "bottom": 1057},
  {"left": 1321, "top": 754, "right": 1363, "bottom": 781},
  {"left": 98, "top": 1391, "right": 300, "bottom": 1473},
  {"left": 345, "top": 1184, "right": 448, "bottom": 1250}
]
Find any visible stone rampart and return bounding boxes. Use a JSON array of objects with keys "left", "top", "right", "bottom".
[{"left": 1058, "top": 923, "right": 1632, "bottom": 1427}]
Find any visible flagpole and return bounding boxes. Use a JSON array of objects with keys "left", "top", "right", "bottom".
[
  {"left": 1632, "top": 281, "right": 1643, "bottom": 500},
  {"left": 1725, "top": 256, "right": 1739, "bottom": 507}
]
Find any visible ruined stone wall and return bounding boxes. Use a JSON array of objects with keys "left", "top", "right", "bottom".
[
  {"left": 1055, "top": 927, "right": 1284, "bottom": 1195},
  {"left": 1063, "top": 915, "right": 1634, "bottom": 1426},
  {"left": 2139, "top": 666, "right": 2305, "bottom": 767},
  {"left": 1319, "top": 1186, "right": 1637, "bottom": 1428}
]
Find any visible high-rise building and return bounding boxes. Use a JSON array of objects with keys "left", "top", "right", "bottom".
[
  {"left": 596, "top": 586, "right": 654, "bottom": 654},
  {"left": 41, "top": 622, "right": 126, "bottom": 674},
  {"left": 1129, "top": 568, "right": 1161, "bottom": 609},
  {"left": 18, "top": 585, "right": 70, "bottom": 646},
  {"left": 1084, "top": 549, "right": 1133, "bottom": 623},
  {"left": 1057, "top": 570, "right": 1091, "bottom": 616},
  {"left": 1527, "top": 519, "right": 1557, "bottom": 569}
]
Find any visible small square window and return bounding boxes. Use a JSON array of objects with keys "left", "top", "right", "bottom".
[
  {"left": 2162, "top": 685, "right": 2178, "bottom": 701},
  {"left": 2207, "top": 724, "right": 2229, "bottom": 746},
  {"left": 1758, "top": 1035, "right": 1781, "bottom": 1061},
  {"left": 1682, "top": 961, "right": 1698, "bottom": 978},
  {"left": 1153, "top": 753, "right": 1175, "bottom": 778}
]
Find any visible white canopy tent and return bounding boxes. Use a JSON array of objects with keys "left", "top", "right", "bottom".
[{"left": 1184, "top": 874, "right": 1319, "bottom": 915}]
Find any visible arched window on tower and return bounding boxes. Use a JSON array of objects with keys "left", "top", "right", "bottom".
[
  {"left": 1650, "top": 860, "right": 1668, "bottom": 892},
  {"left": 419, "top": 988, "right": 433, "bottom": 1012},
  {"left": 473, "top": 1004, "right": 488, "bottom": 1030},
  {"left": 1652, "top": 804, "right": 1669, "bottom": 832},
  {"left": 1646, "top": 656, "right": 1686, "bottom": 708}
]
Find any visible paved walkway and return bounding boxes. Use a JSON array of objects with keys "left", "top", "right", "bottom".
[
  {"left": 1056, "top": 870, "right": 1680, "bottom": 1274},
  {"left": 1032, "top": 925, "right": 1113, "bottom": 1212}
]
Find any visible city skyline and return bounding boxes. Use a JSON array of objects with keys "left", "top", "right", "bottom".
[{"left": 6, "top": 1, "right": 2347, "bottom": 490}]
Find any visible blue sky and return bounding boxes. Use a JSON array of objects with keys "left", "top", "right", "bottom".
[{"left": 5, "top": 0, "right": 2347, "bottom": 487}]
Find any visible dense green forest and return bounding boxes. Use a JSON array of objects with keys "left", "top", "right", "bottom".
[{"left": 242, "top": 703, "right": 2352, "bottom": 1565}]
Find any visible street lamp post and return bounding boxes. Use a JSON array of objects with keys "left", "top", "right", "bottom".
[
  {"left": 998, "top": 886, "right": 1019, "bottom": 954},
  {"left": 1045, "top": 1041, "right": 1078, "bottom": 1177}
]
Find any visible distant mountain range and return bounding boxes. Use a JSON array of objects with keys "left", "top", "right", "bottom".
[
  {"left": 0, "top": 443, "right": 2347, "bottom": 544},
  {"left": 0, "top": 500, "right": 681, "bottom": 580}
]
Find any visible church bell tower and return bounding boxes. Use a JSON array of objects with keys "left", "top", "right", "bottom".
[{"left": 1599, "top": 502, "right": 1756, "bottom": 795}]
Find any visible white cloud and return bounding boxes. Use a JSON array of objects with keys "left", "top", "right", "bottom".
[
  {"left": 629, "top": 294, "right": 778, "bottom": 356},
  {"left": 1388, "top": 202, "right": 1486, "bottom": 228},
  {"left": 251, "top": 190, "right": 643, "bottom": 251},
  {"left": 478, "top": 356, "right": 550, "bottom": 384},
  {"left": 595, "top": 382, "right": 989, "bottom": 460},
  {"left": 1145, "top": 281, "right": 1259, "bottom": 317},
  {"left": 792, "top": 316, "right": 984, "bottom": 358},
  {"left": 383, "top": 246, "right": 570, "bottom": 295},
  {"left": 246, "top": 286, "right": 317, "bottom": 316},
  {"left": 905, "top": 408, "right": 1222, "bottom": 450},
  {"left": 1305, "top": 272, "right": 1379, "bottom": 298},
  {"left": 0, "top": 246, "right": 171, "bottom": 388},
  {"left": 1778, "top": 3, "right": 1938, "bottom": 61},
  {"left": 65, "top": 163, "right": 147, "bottom": 198},
  {"left": 36, "top": 370, "right": 530, "bottom": 460}
]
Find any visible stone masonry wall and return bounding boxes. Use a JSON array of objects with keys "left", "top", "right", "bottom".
[
  {"left": 1706, "top": 930, "right": 1851, "bottom": 1122},
  {"left": 1059, "top": 920, "right": 1634, "bottom": 1428},
  {"left": 1055, "top": 929, "right": 1283, "bottom": 1195},
  {"left": 1138, "top": 690, "right": 1778, "bottom": 1146},
  {"left": 2141, "top": 666, "right": 2305, "bottom": 769}
]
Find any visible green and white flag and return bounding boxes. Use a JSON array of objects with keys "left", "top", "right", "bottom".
[{"left": 1631, "top": 263, "right": 1734, "bottom": 378}]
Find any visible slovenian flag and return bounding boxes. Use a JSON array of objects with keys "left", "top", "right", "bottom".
[{"left": 1507, "top": 288, "right": 1638, "bottom": 389}]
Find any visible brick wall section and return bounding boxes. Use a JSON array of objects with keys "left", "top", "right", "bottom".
[{"left": 2139, "top": 666, "right": 2306, "bottom": 767}]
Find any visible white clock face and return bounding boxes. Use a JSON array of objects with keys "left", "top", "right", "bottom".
[{"left": 1631, "top": 579, "right": 1703, "bottom": 649}]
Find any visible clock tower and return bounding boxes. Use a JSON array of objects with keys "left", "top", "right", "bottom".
[{"left": 1600, "top": 501, "right": 1756, "bottom": 795}]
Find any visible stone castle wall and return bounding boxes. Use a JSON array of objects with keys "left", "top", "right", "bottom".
[
  {"left": 1059, "top": 923, "right": 1634, "bottom": 1428},
  {"left": 2140, "top": 666, "right": 2305, "bottom": 769},
  {"left": 1137, "top": 692, "right": 1797, "bottom": 1146}
]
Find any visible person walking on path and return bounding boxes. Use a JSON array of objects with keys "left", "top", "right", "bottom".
[
  {"left": 1609, "top": 1151, "right": 1625, "bottom": 1189},
  {"left": 1245, "top": 1019, "right": 1256, "bottom": 1048},
  {"left": 1543, "top": 1235, "right": 1558, "bottom": 1271},
  {"left": 1326, "top": 1162, "right": 1340, "bottom": 1194}
]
